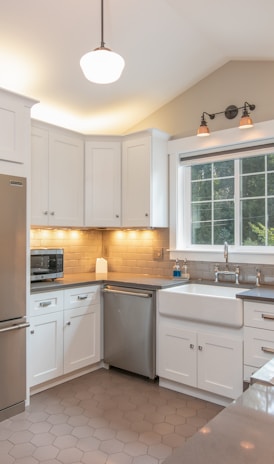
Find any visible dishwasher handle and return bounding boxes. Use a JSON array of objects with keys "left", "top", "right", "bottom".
[
  {"left": 103, "top": 288, "right": 152, "bottom": 298},
  {"left": 0, "top": 322, "right": 30, "bottom": 333}
]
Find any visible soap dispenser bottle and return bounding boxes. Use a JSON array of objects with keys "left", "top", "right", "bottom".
[
  {"left": 173, "top": 259, "right": 181, "bottom": 279},
  {"left": 182, "top": 259, "right": 190, "bottom": 280}
]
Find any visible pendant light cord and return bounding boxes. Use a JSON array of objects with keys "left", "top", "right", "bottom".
[{"left": 101, "top": 0, "right": 105, "bottom": 48}]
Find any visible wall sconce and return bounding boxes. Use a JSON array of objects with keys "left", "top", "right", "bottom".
[{"left": 197, "top": 102, "right": 256, "bottom": 137}]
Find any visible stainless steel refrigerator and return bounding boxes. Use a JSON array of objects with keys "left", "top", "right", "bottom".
[{"left": 0, "top": 173, "right": 29, "bottom": 422}]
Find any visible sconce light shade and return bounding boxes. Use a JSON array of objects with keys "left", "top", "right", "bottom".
[
  {"left": 197, "top": 114, "right": 210, "bottom": 137},
  {"left": 239, "top": 103, "right": 255, "bottom": 129},
  {"left": 80, "top": 47, "right": 125, "bottom": 84}
]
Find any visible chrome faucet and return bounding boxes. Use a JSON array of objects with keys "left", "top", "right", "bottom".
[
  {"left": 214, "top": 263, "right": 240, "bottom": 285},
  {"left": 224, "top": 241, "right": 228, "bottom": 265}
]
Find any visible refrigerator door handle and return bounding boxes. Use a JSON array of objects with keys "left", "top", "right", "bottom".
[{"left": 0, "top": 322, "right": 30, "bottom": 333}]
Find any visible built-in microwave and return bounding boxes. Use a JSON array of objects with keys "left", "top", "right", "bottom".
[{"left": 30, "top": 248, "right": 64, "bottom": 282}]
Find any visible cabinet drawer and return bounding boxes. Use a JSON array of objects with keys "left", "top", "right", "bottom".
[
  {"left": 244, "top": 300, "right": 274, "bottom": 329},
  {"left": 30, "top": 291, "right": 63, "bottom": 316},
  {"left": 244, "top": 326, "right": 274, "bottom": 368},
  {"left": 63, "top": 285, "right": 100, "bottom": 309}
]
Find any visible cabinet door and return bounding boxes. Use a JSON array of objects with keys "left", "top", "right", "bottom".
[
  {"left": 85, "top": 140, "right": 121, "bottom": 226},
  {"left": 31, "top": 126, "right": 49, "bottom": 226},
  {"left": 48, "top": 133, "right": 84, "bottom": 226},
  {"left": 63, "top": 304, "right": 100, "bottom": 374},
  {"left": 122, "top": 136, "right": 151, "bottom": 227},
  {"left": 198, "top": 332, "right": 243, "bottom": 399},
  {"left": 29, "top": 312, "right": 64, "bottom": 387},
  {"left": 157, "top": 323, "right": 196, "bottom": 386}
]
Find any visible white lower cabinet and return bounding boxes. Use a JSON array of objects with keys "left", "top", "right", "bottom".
[
  {"left": 29, "top": 290, "right": 64, "bottom": 387},
  {"left": 157, "top": 319, "right": 243, "bottom": 401},
  {"left": 29, "top": 286, "right": 101, "bottom": 388},
  {"left": 63, "top": 286, "right": 100, "bottom": 374},
  {"left": 244, "top": 300, "right": 274, "bottom": 381},
  {"left": 29, "top": 311, "right": 64, "bottom": 386}
]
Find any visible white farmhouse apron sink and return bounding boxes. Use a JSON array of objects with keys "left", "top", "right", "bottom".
[{"left": 158, "top": 284, "right": 249, "bottom": 328}]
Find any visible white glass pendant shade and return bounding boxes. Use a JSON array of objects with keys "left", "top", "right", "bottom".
[{"left": 80, "top": 46, "right": 125, "bottom": 84}]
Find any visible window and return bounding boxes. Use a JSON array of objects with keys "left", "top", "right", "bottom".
[
  {"left": 185, "top": 153, "right": 274, "bottom": 248},
  {"left": 168, "top": 121, "right": 274, "bottom": 264}
]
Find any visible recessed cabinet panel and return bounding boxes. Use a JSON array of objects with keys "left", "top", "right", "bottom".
[
  {"left": 122, "top": 130, "right": 169, "bottom": 227},
  {"left": 198, "top": 332, "right": 243, "bottom": 398},
  {"left": 122, "top": 137, "right": 150, "bottom": 227},
  {"left": 31, "top": 124, "right": 84, "bottom": 226},
  {"left": 0, "top": 90, "right": 36, "bottom": 168},
  {"left": 49, "top": 134, "right": 84, "bottom": 226},
  {"left": 29, "top": 311, "right": 64, "bottom": 386},
  {"left": 64, "top": 306, "right": 100, "bottom": 374},
  {"left": 85, "top": 141, "right": 121, "bottom": 226},
  {"left": 158, "top": 323, "right": 196, "bottom": 385}
]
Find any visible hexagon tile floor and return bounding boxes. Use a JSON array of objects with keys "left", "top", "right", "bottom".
[{"left": 0, "top": 368, "right": 223, "bottom": 464}]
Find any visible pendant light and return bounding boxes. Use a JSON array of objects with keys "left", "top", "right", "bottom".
[{"left": 80, "top": 0, "right": 125, "bottom": 84}]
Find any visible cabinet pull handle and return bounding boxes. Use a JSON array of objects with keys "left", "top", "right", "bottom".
[
  {"left": 261, "top": 346, "right": 274, "bottom": 354},
  {"left": 189, "top": 344, "right": 194, "bottom": 349},
  {"left": 77, "top": 295, "right": 88, "bottom": 300},
  {"left": 198, "top": 345, "right": 203, "bottom": 351},
  {"left": 39, "top": 301, "right": 51, "bottom": 307},
  {"left": 261, "top": 313, "right": 274, "bottom": 320}
]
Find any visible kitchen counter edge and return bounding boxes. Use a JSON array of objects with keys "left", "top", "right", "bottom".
[{"left": 30, "top": 272, "right": 188, "bottom": 293}]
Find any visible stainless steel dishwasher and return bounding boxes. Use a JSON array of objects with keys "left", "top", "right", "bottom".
[{"left": 103, "top": 285, "right": 156, "bottom": 379}]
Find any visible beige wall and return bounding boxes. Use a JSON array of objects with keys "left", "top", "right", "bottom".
[{"left": 128, "top": 60, "right": 274, "bottom": 139}]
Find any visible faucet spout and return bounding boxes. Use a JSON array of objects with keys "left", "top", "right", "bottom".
[{"left": 224, "top": 241, "right": 228, "bottom": 264}]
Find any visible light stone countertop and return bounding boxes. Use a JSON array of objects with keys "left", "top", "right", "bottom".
[{"left": 163, "top": 381, "right": 274, "bottom": 464}]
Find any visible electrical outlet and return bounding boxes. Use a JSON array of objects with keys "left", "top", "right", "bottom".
[{"left": 153, "top": 248, "right": 164, "bottom": 261}]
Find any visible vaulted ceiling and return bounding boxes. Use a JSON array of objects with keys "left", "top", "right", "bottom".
[{"left": 1, "top": 0, "right": 273, "bottom": 134}]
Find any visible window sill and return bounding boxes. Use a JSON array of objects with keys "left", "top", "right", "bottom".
[{"left": 169, "top": 248, "right": 274, "bottom": 265}]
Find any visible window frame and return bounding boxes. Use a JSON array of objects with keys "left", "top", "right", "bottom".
[{"left": 168, "top": 120, "right": 274, "bottom": 264}]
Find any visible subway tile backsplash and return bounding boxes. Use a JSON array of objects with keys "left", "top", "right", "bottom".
[{"left": 30, "top": 228, "right": 274, "bottom": 285}]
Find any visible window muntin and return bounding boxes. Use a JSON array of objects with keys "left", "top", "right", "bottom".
[{"left": 188, "top": 153, "right": 274, "bottom": 247}]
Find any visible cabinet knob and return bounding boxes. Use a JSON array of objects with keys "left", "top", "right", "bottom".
[
  {"left": 145, "top": 213, "right": 149, "bottom": 217},
  {"left": 30, "top": 329, "right": 34, "bottom": 334},
  {"left": 115, "top": 214, "right": 119, "bottom": 218},
  {"left": 189, "top": 343, "right": 195, "bottom": 349},
  {"left": 66, "top": 321, "right": 71, "bottom": 326},
  {"left": 198, "top": 345, "right": 203, "bottom": 351},
  {"left": 43, "top": 211, "right": 48, "bottom": 215},
  {"left": 50, "top": 211, "right": 55, "bottom": 216}
]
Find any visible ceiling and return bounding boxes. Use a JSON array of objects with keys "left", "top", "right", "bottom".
[{"left": 1, "top": 0, "right": 274, "bottom": 135}]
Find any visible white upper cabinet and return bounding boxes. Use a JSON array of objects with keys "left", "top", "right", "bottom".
[
  {"left": 31, "top": 123, "right": 84, "bottom": 227},
  {"left": 85, "top": 140, "right": 121, "bottom": 227},
  {"left": 0, "top": 88, "right": 37, "bottom": 177},
  {"left": 122, "top": 130, "right": 169, "bottom": 228}
]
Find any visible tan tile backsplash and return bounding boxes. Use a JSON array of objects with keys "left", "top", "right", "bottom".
[
  {"left": 30, "top": 228, "right": 274, "bottom": 283},
  {"left": 30, "top": 228, "right": 173, "bottom": 276}
]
